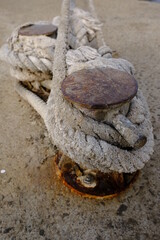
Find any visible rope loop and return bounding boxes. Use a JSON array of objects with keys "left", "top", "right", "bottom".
[{"left": 0, "top": 0, "right": 154, "bottom": 173}]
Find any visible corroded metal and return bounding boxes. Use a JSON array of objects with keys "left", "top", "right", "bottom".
[
  {"left": 55, "top": 152, "right": 139, "bottom": 199},
  {"left": 61, "top": 67, "right": 138, "bottom": 110},
  {"left": 61, "top": 67, "right": 146, "bottom": 149},
  {"left": 19, "top": 24, "right": 57, "bottom": 36}
]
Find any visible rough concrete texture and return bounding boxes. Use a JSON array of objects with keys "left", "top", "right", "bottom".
[{"left": 0, "top": 0, "right": 159, "bottom": 239}]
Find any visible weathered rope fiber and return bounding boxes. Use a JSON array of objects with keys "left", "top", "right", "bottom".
[
  {"left": 45, "top": 0, "right": 154, "bottom": 173},
  {"left": 0, "top": 6, "right": 102, "bottom": 100},
  {"left": 15, "top": 81, "right": 47, "bottom": 119},
  {"left": 0, "top": 22, "right": 55, "bottom": 77},
  {"left": 0, "top": 0, "right": 154, "bottom": 173},
  {"left": 0, "top": 8, "right": 101, "bottom": 81},
  {"left": 88, "top": 0, "right": 112, "bottom": 58}
]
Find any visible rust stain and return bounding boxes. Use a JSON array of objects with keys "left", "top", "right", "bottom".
[
  {"left": 61, "top": 68, "right": 138, "bottom": 110},
  {"left": 112, "top": 50, "right": 120, "bottom": 58},
  {"left": 28, "top": 155, "right": 62, "bottom": 195},
  {"left": 54, "top": 152, "right": 139, "bottom": 200},
  {"left": 19, "top": 23, "right": 57, "bottom": 36},
  {"left": 27, "top": 153, "right": 139, "bottom": 200}
]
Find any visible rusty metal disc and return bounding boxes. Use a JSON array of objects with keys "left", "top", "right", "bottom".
[
  {"left": 61, "top": 68, "right": 138, "bottom": 109},
  {"left": 54, "top": 152, "right": 139, "bottom": 199},
  {"left": 19, "top": 24, "right": 57, "bottom": 36}
]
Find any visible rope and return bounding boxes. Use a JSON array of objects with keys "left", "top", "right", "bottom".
[
  {"left": 45, "top": 1, "right": 153, "bottom": 172},
  {"left": 15, "top": 81, "right": 47, "bottom": 119},
  {"left": 0, "top": 0, "right": 154, "bottom": 173},
  {"left": 0, "top": 9, "right": 101, "bottom": 80},
  {"left": 45, "top": 0, "right": 154, "bottom": 173},
  {"left": 88, "top": 0, "right": 112, "bottom": 58},
  {"left": 2, "top": 22, "right": 55, "bottom": 74},
  {"left": 66, "top": 46, "right": 134, "bottom": 75},
  {"left": 0, "top": 6, "right": 103, "bottom": 101}
]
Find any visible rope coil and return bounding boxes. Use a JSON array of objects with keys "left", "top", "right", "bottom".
[
  {"left": 0, "top": 0, "right": 154, "bottom": 173},
  {"left": 45, "top": 0, "right": 154, "bottom": 173}
]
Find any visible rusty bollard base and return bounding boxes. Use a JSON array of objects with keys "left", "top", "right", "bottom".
[{"left": 54, "top": 152, "right": 139, "bottom": 199}]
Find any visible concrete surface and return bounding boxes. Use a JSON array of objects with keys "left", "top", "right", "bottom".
[{"left": 0, "top": 0, "right": 160, "bottom": 239}]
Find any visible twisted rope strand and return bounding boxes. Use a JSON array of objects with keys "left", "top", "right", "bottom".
[
  {"left": 45, "top": 0, "right": 154, "bottom": 173},
  {"left": 88, "top": 0, "right": 112, "bottom": 57},
  {"left": 15, "top": 81, "right": 47, "bottom": 119},
  {"left": 0, "top": 0, "right": 154, "bottom": 173}
]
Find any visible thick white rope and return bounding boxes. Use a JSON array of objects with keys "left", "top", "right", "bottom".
[
  {"left": 0, "top": 0, "right": 154, "bottom": 173},
  {"left": 66, "top": 46, "right": 134, "bottom": 75},
  {"left": 0, "top": 22, "right": 55, "bottom": 76},
  {"left": 15, "top": 81, "right": 47, "bottom": 119},
  {"left": 45, "top": 0, "right": 154, "bottom": 173},
  {"left": 88, "top": 0, "right": 112, "bottom": 58},
  {"left": 0, "top": 9, "right": 101, "bottom": 81}
]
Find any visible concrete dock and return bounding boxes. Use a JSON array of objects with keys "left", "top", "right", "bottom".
[{"left": 0, "top": 0, "right": 159, "bottom": 239}]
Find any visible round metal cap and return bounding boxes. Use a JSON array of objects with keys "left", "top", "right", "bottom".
[
  {"left": 18, "top": 24, "right": 57, "bottom": 36},
  {"left": 61, "top": 68, "right": 138, "bottom": 110}
]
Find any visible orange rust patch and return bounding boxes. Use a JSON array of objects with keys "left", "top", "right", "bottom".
[{"left": 54, "top": 152, "right": 139, "bottom": 199}]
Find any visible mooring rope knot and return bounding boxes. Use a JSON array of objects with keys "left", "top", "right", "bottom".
[{"left": 0, "top": 0, "right": 154, "bottom": 173}]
